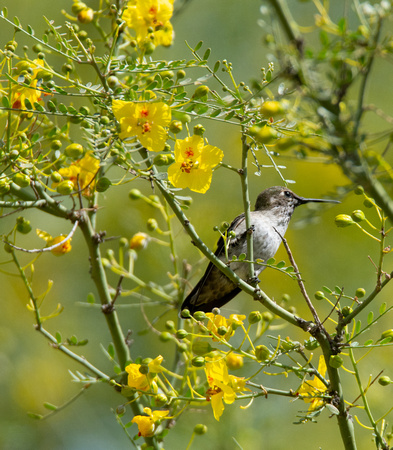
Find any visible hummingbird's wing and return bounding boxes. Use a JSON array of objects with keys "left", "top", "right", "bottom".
[{"left": 181, "top": 213, "right": 247, "bottom": 314}]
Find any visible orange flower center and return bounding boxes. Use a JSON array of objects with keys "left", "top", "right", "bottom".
[
  {"left": 184, "top": 147, "right": 194, "bottom": 158},
  {"left": 181, "top": 159, "right": 197, "bottom": 174},
  {"left": 141, "top": 122, "right": 151, "bottom": 134},
  {"left": 206, "top": 386, "right": 222, "bottom": 401},
  {"left": 140, "top": 108, "right": 149, "bottom": 118}
]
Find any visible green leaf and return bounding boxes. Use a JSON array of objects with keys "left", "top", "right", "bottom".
[
  {"left": 2, "top": 7, "right": 8, "bottom": 18},
  {"left": 67, "top": 106, "right": 78, "bottom": 115},
  {"left": 238, "top": 253, "right": 246, "bottom": 261},
  {"left": 34, "top": 102, "right": 45, "bottom": 112},
  {"left": 2, "top": 96, "right": 10, "bottom": 108},
  {"left": 47, "top": 100, "right": 57, "bottom": 112},
  {"left": 319, "top": 30, "right": 329, "bottom": 46},
  {"left": 266, "top": 70, "right": 272, "bottom": 82},
  {"left": 203, "top": 48, "right": 211, "bottom": 60},
  {"left": 43, "top": 402, "right": 57, "bottom": 411},
  {"left": 213, "top": 61, "right": 220, "bottom": 72},
  {"left": 323, "top": 286, "right": 332, "bottom": 294},
  {"left": 31, "top": 133, "right": 40, "bottom": 143},
  {"left": 113, "top": 365, "right": 122, "bottom": 375},
  {"left": 338, "top": 17, "right": 347, "bottom": 34},
  {"left": 334, "top": 286, "right": 342, "bottom": 294},
  {"left": 364, "top": 339, "right": 373, "bottom": 346},
  {"left": 27, "top": 413, "right": 43, "bottom": 420},
  {"left": 13, "top": 16, "right": 20, "bottom": 26},
  {"left": 380, "top": 302, "right": 387, "bottom": 315},
  {"left": 58, "top": 103, "right": 68, "bottom": 114},
  {"left": 276, "top": 261, "right": 286, "bottom": 269},
  {"left": 266, "top": 257, "right": 275, "bottom": 265},
  {"left": 27, "top": 24, "right": 34, "bottom": 35},
  {"left": 55, "top": 332, "right": 62, "bottom": 343},
  {"left": 225, "top": 111, "right": 235, "bottom": 120},
  {"left": 367, "top": 311, "right": 373, "bottom": 325},
  {"left": 355, "top": 320, "right": 361, "bottom": 335},
  {"left": 108, "top": 343, "right": 115, "bottom": 359},
  {"left": 285, "top": 266, "right": 294, "bottom": 273},
  {"left": 86, "top": 292, "right": 95, "bottom": 304},
  {"left": 194, "top": 41, "right": 203, "bottom": 52},
  {"left": 24, "top": 98, "right": 33, "bottom": 110}
]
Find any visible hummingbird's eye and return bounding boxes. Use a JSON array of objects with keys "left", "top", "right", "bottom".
[{"left": 284, "top": 190, "right": 292, "bottom": 198}]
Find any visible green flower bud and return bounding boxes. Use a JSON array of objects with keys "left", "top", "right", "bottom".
[
  {"left": 342, "top": 306, "right": 353, "bottom": 317},
  {"left": 262, "top": 312, "right": 274, "bottom": 322},
  {"left": 194, "top": 424, "right": 208, "bottom": 435},
  {"left": 62, "top": 63, "right": 73, "bottom": 74},
  {"left": 16, "top": 216, "right": 32, "bottom": 234},
  {"left": 50, "top": 171, "right": 62, "bottom": 183},
  {"left": 260, "top": 100, "right": 286, "bottom": 116},
  {"left": 153, "top": 154, "right": 169, "bottom": 166},
  {"left": 96, "top": 177, "right": 112, "bottom": 192},
  {"left": 378, "top": 376, "right": 392, "bottom": 386},
  {"left": 0, "top": 178, "right": 11, "bottom": 195},
  {"left": 71, "top": 2, "right": 87, "bottom": 14},
  {"left": 217, "top": 326, "right": 228, "bottom": 336},
  {"left": 32, "top": 43, "right": 43, "bottom": 53},
  {"left": 169, "top": 120, "right": 183, "bottom": 134},
  {"left": 193, "top": 311, "right": 206, "bottom": 321},
  {"left": 335, "top": 214, "right": 355, "bottom": 227},
  {"left": 248, "top": 311, "right": 262, "bottom": 324},
  {"left": 107, "top": 75, "right": 119, "bottom": 89},
  {"left": 116, "top": 404, "right": 126, "bottom": 415},
  {"left": 355, "top": 288, "right": 366, "bottom": 298},
  {"left": 56, "top": 180, "right": 74, "bottom": 195},
  {"left": 119, "top": 237, "right": 129, "bottom": 248},
  {"left": 178, "top": 343, "right": 188, "bottom": 353},
  {"left": 129, "top": 189, "right": 142, "bottom": 200},
  {"left": 12, "top": 173, "right": 30, "bottom": 188},
  {"left": 141, "top": 357, "right": 153, "bottom": 365},
  {"left": 363, "top": 198, "right": 374, "bottom": 208},
  {"left": 304, "top": 337, "right": 319, "bottom": 350},
  {"left": 192, "top": 340, "right": 212, "bottom": 356},
  {"left": 314, "top": 291, "right": 325, "bottom": 300},
  {"left": 159, "top": 331, "right": 172, "bottom": 342},
  {"left": 193, "top": 124, "right": 205, "bottom": 136},
  {"left": 165, "top": 320, "right": 175, "bottom": 331},
  {"left": 177, "top": 70, "right": 186, "bottom": 79},
  {"left": 161, "top": 70, "right": 174, "bottom": 79},
  {"left": 250, "top": 125, "right": 278, "bottom": 144},
  {"left": 193, "top": 85, "right": 210, "bottom": 98},
  {"left": 380, "top": 329, "right": 393, "bottom": 342},
  {"left": 351, "top": 210, "right": 365, "bottom": 223},
  {"left": 181, "top": 308, "right": 191, "bottom": 318},
  {"left": 255, "top": 345, "right": 271, "bottom": 361},
  {"left": 281, "top": 338, "right": 298, "bottom": 351},
  {"left": 138, "top": 364, "right": 149, "bottom": 375},
  {"left": 191, "top": 356, "right": 205, "bottom": 367},
  {"left": 51, "top": 140, "right": 62, "bottom": 150},
  {"left": 78, "top": 8, "right": 94, "bottom": 24},
  {"left": 176, "top": 329, "right": 188, "bottom": 339},
  {"left": 4, "top": 242, "right": 13, "bottom": 253},
  {"left": 354, "top": 185, "right": 364, "bottom": 195},
  {"left": 329, "top": 354, "right": 343, "bottom": 369},
  {"left": 154, "top": 393, "right": 168, "bottom": 407},
  {"left": 65, "top": 143, "right": 84, "bottom": 159},
  {"left": 143, "top": 41, "right": 156, "bottom": 55}
]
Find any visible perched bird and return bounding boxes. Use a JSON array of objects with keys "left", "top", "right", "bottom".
[{"left": 181, "top": 186, "right": 339, "bottom": 315}]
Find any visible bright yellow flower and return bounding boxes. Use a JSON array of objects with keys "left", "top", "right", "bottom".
[
  {"left": 167, "top": 135, "right": 223, "bottom": 193},
  {"left": 126, "top": 355, "right": 163, "bottom": 392},
  {"left": 36, "top": 229, "right": 72, "bottom": 256},
  {"left": 205, "top": 356, "right": 246, "bottom": 421},
  {"left": 205, "top": 313, "right": 245, "bottom": 341},
  {"left": 297, "top": 355, "right": 328, "bottom": 411},
  {"left": 123, "top": 0, "right": 174, "bottom": 47},
  {"left": 130, "top": 232, "right": 149, "bottom": 250},
  {"left": 132, "top": 407, "right": 169, "bottom": 437},
  {"left": 57, "top": 151, "right": 100, "bottom": 196},
  {"left": 112, "top": 99, "right": 171, "bottom": 152}
]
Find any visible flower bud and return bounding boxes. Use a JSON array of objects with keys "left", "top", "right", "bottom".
[
  {"left": 363, "top": 198, "right": 374, "bottom": 208},
  {"left": 314, "top": 291, "right": 325, "bottom": 300},
  {"left": 154, "top": 393, "right": 168, "bottom": 407},
  {"left": 181, "top": 308, "right": 191, "bottom": 318},
  {"left": 260, "top": 100, "right": 286, "bottom": 116},
  {"left": 78, "top": 8, "right": 94, "bottom": 24},
  {"left": 329, "top": 355, "right": 343, "bottom": 369},
  {"left": 71, "top": 2, "right": 87, "bottom": 14},
  {"left": 16, "top": 216, "right": 32, "bottom": 234},
  {"left": 116, "top": 404, "right": 126, "bottom": 415},
  {"left": 355, "top": 288, "right": 366, "bottom": 298},
  {"left": 193, "top": 85, "right": 209, "bottom": 98},
  {"left": 194, "top": 424, "right": 208, "bottom": 435},
  {"left": 176, "top": 329, "right": 188, "bottom": 339},
  {"left": 130, "top": 232, "right": 149, "bottom": 250},
  {"left": 178, "top": 343, "right": 188, "bottom": 353},
  {"left": 177, "top": 70, "right": 186, "bottom": 79},
  {"left": 56, "top": 180, "right": 74, "bottom": 195},
  {"left": 217, "top": 326, "right": 228, "bottom": 336},
  {"left": 165, "top": 320, "right": 175, "bottom": 331},
  {"left": 159, "top": 331, "right": 172, "bottom": 342},
  {"left": 153, "top": 154, "right": 169, "bottom": 166},
  {"left": 380, "top": 329, "right": 393, "bottom": 342},
  {"left": 0, "top": 178, "right": 11, "bottom": 195},
  {"left": 341, "top": 306, "right": 353, "bottom": 317},
  {"left": 139, "top": 364, "right": 149, "bottom": 375},
  {"left": 254, "top": 345, "right": 271, "bottom": 361},
  {"left": 262, "top": 312, "right": 274, "bottom": 322},
  {"left": 351, "top": 210, "right": 365, "bottom": 223},
  {"left": 129, "top": 189, "right": 142, "bottom": 200},
  {"left": 107, "top": 76, "right": 119, "bottom": 89},
  {"left": 248, "top": 311, "right": 262, "bottom": 324},
  {"left": 65, "top": 143, "right": 84, "bottom": 159},
  {"left": 12, "top": 173, "right": 30, "bottom": 188},
  {"left": 96, "top": 177, "right": 112, "bottom": 192},
  {"left": 193, "top": 124, "right": 205, "bottom": 136},
  {"left": 51, "top": 140, "right": 62, "bottom": 150},
  {"left": 192, "top": 356, "right": 205, "bottom": 367},
  {"left": 225, "top": 353, "right": 243, "bottom": 370},
  {"left": 50, "top": 171, "right": 62, "bottom": 183},
  {"left": 250, "top": 125, "right": 278, "bottom": 144},
  {"left": 193, "top": 311, "right": 206, "bottom": 321},
  {"left": 335, "top": 214, "right": 354, "bottom": 227},
  {"left": 354, "top": 185, "right": 364, "bottom": 195},
  {"left": 378, "top": 376, "right": 392, "bottom": 386},
  {"left": 304, "top": 337, "right": 319, "bottom": 350},
  {"left": 192, "top": 340, "right": 212, "bottom": 356},
  {"left": 169, "top": 120, "right": 183, "bottom": 134}
]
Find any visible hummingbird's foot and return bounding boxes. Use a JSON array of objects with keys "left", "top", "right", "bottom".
[
  {"left": 247, "top": 224, "right": 255, "bottom": 234},
  {"left": 247, "top": 276, "right": 260, "bottom": 286}
]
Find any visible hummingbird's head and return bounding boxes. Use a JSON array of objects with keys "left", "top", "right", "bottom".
[{"left": 254, "top": 186, "right": 339, "bottom": 213}]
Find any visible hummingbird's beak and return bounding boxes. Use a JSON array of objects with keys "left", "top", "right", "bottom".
[{"left": 295, "top": 195, "right": 340, "bottom": 206}]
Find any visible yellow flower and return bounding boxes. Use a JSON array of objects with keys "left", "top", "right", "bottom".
[
  {"left": 205, "top": 356, "right": 247, "bottom": 421},
  {"left": 112, "top": 99, "right": 171, "bottom": 152},
  {"left": 167, "top": 135, "right": 223, "bottom": 193},
  {"left": 297, "top": 355, "right": 328, "bottom": 411},
  {"left": 205, "top": 313, "right": 245, "bottom": 341},
  {"left": 57, "top": 152, "right": 100, "bottom": 196},
  {"left": 126, "top": 355, "right": 163, "bottom": 392},
  {"left": 132, "top": 407, "right": 169, "bottom": 437},
  {"left": 130, "top": 232, "right": 149, "bottom": 250},
  {"left": 123, "top": 0, "right": 174, "bottom": 47},
  {"left": 36, "top": 229, "right": 72, "bottom": 256}
]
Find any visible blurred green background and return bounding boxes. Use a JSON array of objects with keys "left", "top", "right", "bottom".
[{"left": 1, "top": 1, "right": 393, "bottom": 449}]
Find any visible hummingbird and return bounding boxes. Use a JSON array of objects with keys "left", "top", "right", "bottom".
[{"left": 181, "top": 186, "right": 339, "bottom": 315}]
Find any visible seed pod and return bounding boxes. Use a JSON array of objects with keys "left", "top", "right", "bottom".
[
  {"left": 194, "top": 424, "right": 208, "bottom": 435},
  {"left": 329, "top": 355, "right": 343, "bottom": 369},
  {"left": 355, "top": 288, "right": 366, "bottom": 298},
  {"left": 378, "top": 376, "right": 392, "bottom": 386}
]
